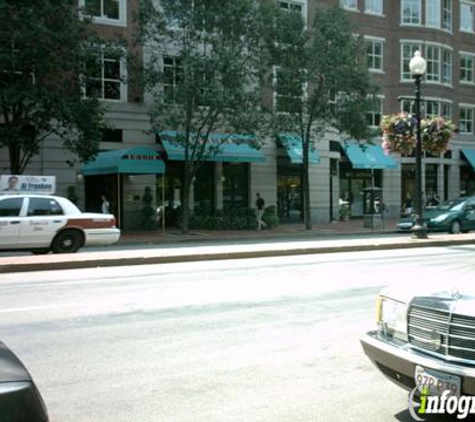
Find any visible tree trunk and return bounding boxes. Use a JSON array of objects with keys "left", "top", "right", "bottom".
[
  {"left": 181, "top": 161, "right": 193, "bottom": 234},
  {"left": 302, "top": 139, "right": 312, "bottom": 230},
  {"left": 8, "top": 143, "right": 21, "bottom": 174}
]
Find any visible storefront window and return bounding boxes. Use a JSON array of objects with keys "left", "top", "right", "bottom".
[
  {"left": 460, "top": 165, "right": 475, "bottom": 196},
  {"left": 223, "top": 163, "right": 249, "bottom": 210},
  {"left": 339, "top": 163, "right": 381, "bottom": 217},
  {"left": 277, "top": 158, "right": 303, "bottom": 222},
  {"left": 194, "top": 162, "right": 214, "bottom": 214},
  {"left": 425, "top": 163, "right": 438, "bottom": 205}
]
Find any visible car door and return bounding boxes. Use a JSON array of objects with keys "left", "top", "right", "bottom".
[
  {"left": 18, "top": 197, "right": 67, "bottom": 248},
  {"left": 0, "top": 197, "right": 24, "bottom": 248},
  {"left": 463, "top": 198, "right": 475, "bottom": 230}
]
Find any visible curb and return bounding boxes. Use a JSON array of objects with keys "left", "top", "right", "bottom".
[{"left": 1, "top": 235, "right": 473, "bottom": 274}]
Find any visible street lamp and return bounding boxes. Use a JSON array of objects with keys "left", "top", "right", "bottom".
[{"left": 409, "top": 50, "right": 428, "bottom": 239}]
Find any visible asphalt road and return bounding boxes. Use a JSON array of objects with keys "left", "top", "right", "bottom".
[{"left": 1, "top": 246, "right": 473, "bottom": 422}]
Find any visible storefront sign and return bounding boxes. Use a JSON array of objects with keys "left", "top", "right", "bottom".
[{"left": 0, "top": 175, "right": 56, "bottom": 194}]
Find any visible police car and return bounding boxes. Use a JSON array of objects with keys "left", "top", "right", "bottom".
[{"left": 0, "top": 194, "right": 120, "bottom": 254}]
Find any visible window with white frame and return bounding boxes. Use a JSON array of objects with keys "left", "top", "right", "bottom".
[
  {"left": 426, "top": 45, "right": 440, "bottom": 82},
  {"left": 442, "top": 102, "right": 452, "bottom": 119},
  {"left": 426, "top": 0, "right": 441, "bottom": 28},
  {"left": 163, "top": 57, "right": 182, "bottom": 104},
  {"left": 442, "top": 49, "right": 452, "bottom": 85},
  {"left": 443, "top": 0, "right": 452, "bottom": 31},
  {"left": 85, "top": 51, "right": 126, "bottom": 101},
  {"left": 402, "top": 0, "right": 421, "bottom": 25},
  {"left": 400, "top": 97, "right": 452, "bottom": 119},
  {"left": 340, "top": 0, "right": 358, "bottom": 11},
  {"left": 401, "top": 43, "right": 421, "bottom": 80},
  {"left": 81, "top": 0, "right": 126, "bottom": 26},
  {"left": 460, "top": 2, "right": 475, "bottom": 32},
  {"left": 279, "top": 0, "right": 304, "bottom": 14},
  {"left": 365, "top": 0, "right": 383, "bottom": 15},
  {"left": 366, "top": 97, "right": 383, "bottom": 127},
  {"left": 274, "top": 67, "right": 303, "bottom": 114},
  {"left": 365, "top": 38, "right": 384, "bottom": 72},
  {"left": 459, "top": 106, "right": 474, "bottom": 134},
  {"left": 425, "top": 100, "right": 440, "bottom": 117},
  {"left": 460, "top": 53, "right": 475, "bottom": 83}
]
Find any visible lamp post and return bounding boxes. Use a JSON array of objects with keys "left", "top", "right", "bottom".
[{"left": 409, "top": 50, "right": 428, "bottom": 239}]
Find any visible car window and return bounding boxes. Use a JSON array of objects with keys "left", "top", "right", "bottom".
[
  {"left": 439, "top": 198, "right": 465, "bottom": 211},
  {"left": 27, "top": 198, "right": 64, "bottom": 216},
  {"left": 0, "top": 198, "right": 23, "bottom": 217}
]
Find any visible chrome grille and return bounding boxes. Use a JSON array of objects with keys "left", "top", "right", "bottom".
[{"left": 408, "top": 302, "right": 475, "bottom": 363}]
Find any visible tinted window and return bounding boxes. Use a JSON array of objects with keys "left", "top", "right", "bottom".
[
  {"left": 0, "top": 198, "right": 23, "bottom": 217},
  {"left": 27, "top": 198, "right": 64, "bottom": 216}
]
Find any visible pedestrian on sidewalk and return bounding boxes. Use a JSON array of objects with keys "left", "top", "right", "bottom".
[
  {"left": 255, "top": 192, "right": 266, "bottom": 230},
  {"left": 101, "top": 194, "right": 111, "bottom": 214},
  {"left": 402, "top": 193, "right": 412, "bottom": 216}
]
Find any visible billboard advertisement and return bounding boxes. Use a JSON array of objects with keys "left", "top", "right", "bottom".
[{"left": 0, "top": 175, "right": 56, "bottom": 195}]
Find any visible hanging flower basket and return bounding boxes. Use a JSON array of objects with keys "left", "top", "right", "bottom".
[{"left": 381, "top": 113, "right": 456, "bottom": 156}]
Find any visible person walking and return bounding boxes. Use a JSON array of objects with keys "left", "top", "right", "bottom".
[
  {"left": 255, "top": 192, "right": 266, "bottom": 230},
  {"left": 101, "top": 194, "right": 110, "bottom": 214}
]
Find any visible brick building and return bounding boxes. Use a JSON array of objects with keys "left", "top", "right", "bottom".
[{"left": 1, "top": 0, "right": 474, "bottom": 229}]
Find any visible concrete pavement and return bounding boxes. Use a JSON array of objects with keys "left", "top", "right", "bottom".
[{"left": 0, "top": 217, "right": 474, "bottom": 273}]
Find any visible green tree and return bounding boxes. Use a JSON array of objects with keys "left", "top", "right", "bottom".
[
  {"left": 136, "top": 0, "right": 268, "bottom": 233},
  {"left": 264, "top": 5, "right": 377, "bottom": 230},
  {"left": 0, "top": 0, "right": 111, "bottom": 174}
]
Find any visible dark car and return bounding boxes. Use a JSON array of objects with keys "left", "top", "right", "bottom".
[
  {"left": 0, "top": 341, "right": 48, "bottom": 422},
  {"left": 396, "top": 196, "right": 475, "bottom": 234}
]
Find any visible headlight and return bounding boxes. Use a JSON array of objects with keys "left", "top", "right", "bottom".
[
  {"left": 431, "top": 213, "right": 450, "bottom": 223},
  {"left": 377, "top": 296, "right": 408, "bottom": 341}
]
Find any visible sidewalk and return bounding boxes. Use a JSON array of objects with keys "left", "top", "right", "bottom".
[
  {"left": 0, "top": 218, "right": 474, "bottom": 273},
  {"left": 118, "top": 218, "right": 401, "bottom": 245}
]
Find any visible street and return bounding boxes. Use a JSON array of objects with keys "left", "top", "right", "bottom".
[{"left": 0, "top": 246, "right": 473, "bottom": 421}]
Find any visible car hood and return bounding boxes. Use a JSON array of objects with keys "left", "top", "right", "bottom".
[
  {"left": 0, "top": 341, "right": 32, "bottom": 383},
  {"left": 382, "top": 281, "right": 475, "bottom": 317}
]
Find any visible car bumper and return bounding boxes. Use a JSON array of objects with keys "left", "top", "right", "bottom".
[
  {"left": 84, "top": 228, "right": 121, "bottom": 246},
  {"left": 361, "top": 331, "right": 475, "bottom": 395}
]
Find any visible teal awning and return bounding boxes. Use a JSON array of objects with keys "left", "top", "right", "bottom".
[
  {"left": 159, "top": 131, "right": 265, "bottom": 163},
  {"left": 343, "top": 143, "right": 398, "bottom": 170},
  {"left": 278, "top": 134, "right": 320, "bottom": 164},
  {"left": 461, "top": 149, "right": 475, "bottom": 170},
  {"left": 81, "top": 146, "right": 165, "bottom": 176}
]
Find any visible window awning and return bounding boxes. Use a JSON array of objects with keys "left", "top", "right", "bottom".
[
  {"left": 159, "top": 131, "right": 265, "bottom": 163},
  {"left": 461, "top": 149, "right": 475, "bottom": 170},
  {"left": 343, "top": 143, "right": 398, "bottom": 170},
  {"left": 278, "top": 134, "right": 320, "bottom": 164},
  {"left": 81, "top": 146, "right": 165, "bottom": 176}
]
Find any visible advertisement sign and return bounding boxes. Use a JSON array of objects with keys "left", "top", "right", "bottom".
[{"left": 0, "top": 175, "right": 56, "bottom": 195}]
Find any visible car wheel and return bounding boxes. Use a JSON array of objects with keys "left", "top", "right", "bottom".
[
  {"left": 51, "top": 230, "right": 83, "bottom": 254},
  {"left": 449, "top": 220, "right": 462, "bottom": 234},
  {"left": 31, "top": 248, "right": 50, "bottom": 255}
]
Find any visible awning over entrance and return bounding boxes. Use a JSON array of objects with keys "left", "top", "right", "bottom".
[
  {"left": 461, "top": 149, "right": 475, "bottom": 170},
  {"left": 159, "top": 131, "right": 265, "bottom": 163},
  {"left": 343, "top": 143, "right": 398, "bottom": 170},
  {"left": 81, "top": 146, "right": 165, "bottom": 176},
  {"left": 278, "top": 134, "right": 320, "bottom": 164}
]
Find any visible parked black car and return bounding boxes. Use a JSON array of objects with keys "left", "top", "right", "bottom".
[{"left": 0, "top": 341, "right": 48, "bottom": 422}]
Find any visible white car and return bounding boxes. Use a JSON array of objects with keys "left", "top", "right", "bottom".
[{"left": 0, "top": 194, "right": 120, "bottom": 254}]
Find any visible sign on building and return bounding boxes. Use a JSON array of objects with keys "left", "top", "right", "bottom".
[{"left": 0, "top": 175, "right": 56, "bottom": 195}]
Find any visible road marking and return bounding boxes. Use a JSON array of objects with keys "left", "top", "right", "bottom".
[{"left": 0, "top": 303, "right": 78, "bottom": 314}]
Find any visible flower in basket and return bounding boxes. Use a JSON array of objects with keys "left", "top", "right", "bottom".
[
  {"left": 380, "top": 113, "right": 417, "bottom": 155},
  {"left": 420, "top": 116, "right": 456, "bottom": 155},
  {"left": 381, "top": 113, "right": 456, "bottom": 156}
]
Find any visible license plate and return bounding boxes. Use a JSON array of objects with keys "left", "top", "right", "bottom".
[{"left": 415, "top": 366, "right": 461, "bottom": 397}]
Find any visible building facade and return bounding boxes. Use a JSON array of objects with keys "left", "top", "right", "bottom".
[{"left": 1, "top": 0, "right": 475, "bottom": 229}]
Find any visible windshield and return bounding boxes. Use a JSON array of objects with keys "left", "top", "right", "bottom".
[{"left": 437, "top": 197, "right": 466, "bottom": 211}]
